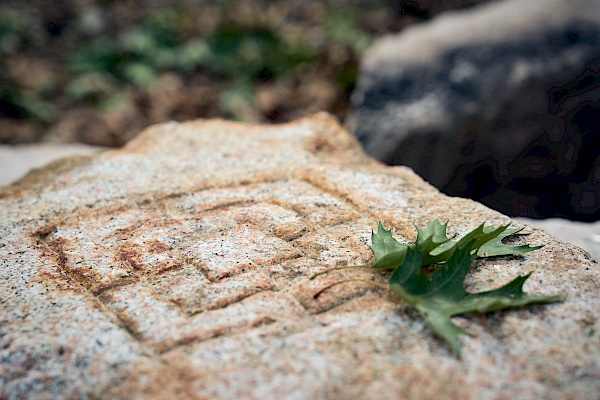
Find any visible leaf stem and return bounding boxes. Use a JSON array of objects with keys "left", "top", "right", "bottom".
[
  {"left": 313, "top": 279, "right": 389, "bottom": 298},
  {"left": 309, "top": 264, "right": 372, "bottom": 280}
]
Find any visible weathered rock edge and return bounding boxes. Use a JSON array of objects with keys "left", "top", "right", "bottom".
[{"left": 1, "top": 113, "right": 598, "bottom": 399}]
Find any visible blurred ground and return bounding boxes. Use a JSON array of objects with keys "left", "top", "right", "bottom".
[{"left": 0, "top": 0, "right": 418, "bottom": 146}]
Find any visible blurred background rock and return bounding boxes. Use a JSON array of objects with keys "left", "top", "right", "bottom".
[
  {"left": 348, "top": 0, "right": 600, "bottom": 222},
  {"left": 1, "top": 0, "right": 598, "bottom": 258}
]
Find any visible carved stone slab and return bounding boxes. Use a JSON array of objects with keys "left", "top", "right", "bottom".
[{"left": 1, "top": 114, "right": 598, "bottom": 399}]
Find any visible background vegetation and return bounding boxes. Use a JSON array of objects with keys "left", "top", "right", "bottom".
[{"left": 0, "top": 0, "right": 484, "bottom": 146}]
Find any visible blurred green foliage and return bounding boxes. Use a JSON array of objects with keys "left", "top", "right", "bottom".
[
  {"left": 325, "top": 9, "right": 371, "bottom": 52},
  {"left": 0, "top": 9, "right": 56, "bottom": 124},
  {"left": 65, "top": 9, "right": 325, "bottom": 116},
  {"left": 0, "top": 9, "right": 33, "bottom": 55},
  {"left": 2, "top": 4, "right": 374, "bottom": 127}
]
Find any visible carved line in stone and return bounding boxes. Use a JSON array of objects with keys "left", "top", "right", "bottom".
[
  {"left": 32, "top": 177, "right": 381, "bottom": 341},
  {"left": 33, "top": 231, "right": 157, "bottom": 350},
  {"left": 34, "top": 205, "right": 298, "bottom": 310}
]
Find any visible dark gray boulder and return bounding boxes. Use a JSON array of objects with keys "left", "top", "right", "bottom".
[{"left": 348, "top": 0, "right": 600, "bottom": 221}]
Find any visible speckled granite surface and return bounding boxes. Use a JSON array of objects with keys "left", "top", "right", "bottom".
[
  {"left": 517, "top": 218, "right": 600, "bottom": 262},
  {"left": 1, "top": 114, "right": 598, "bottom": 399}
]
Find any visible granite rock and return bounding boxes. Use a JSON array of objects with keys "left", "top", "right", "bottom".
[
  {"left": 1, "top": 114, "right": 598, "bottom": 399},
  {"left": 516, "top": 217, "right": 600, "bottom": 263},
  {"left": 348, "top": 0, "right": 600, "bottom": 221}
]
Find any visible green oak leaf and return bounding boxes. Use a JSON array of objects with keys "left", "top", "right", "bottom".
[
  {"left": 373, "top": 221, "right": 564, "bottom": 355},
  {"left": 370, "top": 221, "right": 409, "bottom": 269},
  {"left": 477, "top": 225, "right": 543, "bottom": 257},
  {"left": 370, "top": 220, "right": 454, "bottom": 269}
]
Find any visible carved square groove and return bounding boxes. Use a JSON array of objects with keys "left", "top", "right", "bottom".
[{"left": 37, "top": 182, "right": 375, "bottom": 351}]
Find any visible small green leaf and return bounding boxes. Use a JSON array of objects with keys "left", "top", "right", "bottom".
[
  {"left": 375, "top": 220, "right": 564, "bottom": 355},
  {"left": 370, "top": 221, "right": 408, "bottom": 269},
  {"left": 415, "top": 219, "right": 455, "bottom": 265},
  {"left": 477, "top": 226, "right": 543, "bottom": 257}
]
